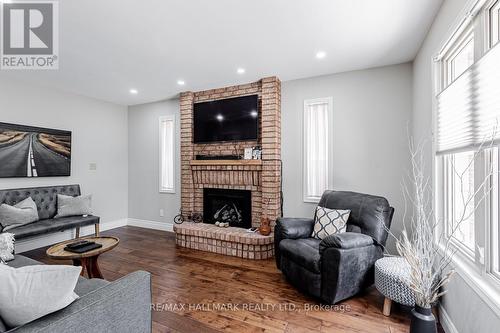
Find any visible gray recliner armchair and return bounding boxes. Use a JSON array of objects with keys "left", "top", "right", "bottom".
[{"left": 274, "top": 190, "right": 394, "bottom": 304}]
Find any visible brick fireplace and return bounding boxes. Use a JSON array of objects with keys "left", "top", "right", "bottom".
[
  {"left": 179, "top": 77, "right": 282, "bottom": 227},
  {"left": 174, "top": 77, "right": 281, "bottom": 259}
]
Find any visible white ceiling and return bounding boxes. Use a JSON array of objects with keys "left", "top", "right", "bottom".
[{"left": 0, "top": 0, "right": 443, "bottom": 106}]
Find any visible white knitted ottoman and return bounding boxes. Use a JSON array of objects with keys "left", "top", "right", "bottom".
[{"left": 374, "top": 256, "right": 415, "bottom": 316}]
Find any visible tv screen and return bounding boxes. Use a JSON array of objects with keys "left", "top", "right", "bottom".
[{"left": 193, "top": 95, "right": 259, "bottom": 143}]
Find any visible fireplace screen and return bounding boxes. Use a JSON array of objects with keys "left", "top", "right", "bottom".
[{"left": 203, "top": 188, "right": 251, "bottom": 228}]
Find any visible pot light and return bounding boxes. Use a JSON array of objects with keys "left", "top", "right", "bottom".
[
  {"left": 250, "top": 110, "right": 258, "bottom": 118},
  {"left": 129, "top": 89, "right": 138, "bottom": 95},
  {"left": 316, "top": 51, "right": 326, "bottom": 59},
  {"left": 237, "top": 68, "right": 246, "bottom": 74},
  {"left": 177, "top": 80, "right": 185, "bottom": 86},
  {"left": 216, "top": 114, "right": 224, "bottom": 121}
]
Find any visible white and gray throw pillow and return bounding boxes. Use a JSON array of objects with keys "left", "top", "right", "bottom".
[
  {"left": 55, "top": 194, "right": 92, "bottom": 218},
  {"left": 0, "top": 197, "right": 39, "bottom": 232},
  {"left": 0, "top": 264, "right": 81, "bottom": 327},
  {"left": 0, "top": 233, "right": 15, "bottom": 263},
  {"left": 311, "top": 206, "right": 351, "bottom": 240}
]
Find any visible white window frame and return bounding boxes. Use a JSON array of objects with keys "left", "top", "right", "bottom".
[
  {"left": 486, "top": 0, "right": 500, "bottom": 48},
  {"left": 433, "top": 0, "right": 500, "bottom": 316},
  {"left": 159, "top": 115, "right": 175, "bottom": 194},
  {"left": 302, "top": 97, "right": 333, "bottom": 203}
]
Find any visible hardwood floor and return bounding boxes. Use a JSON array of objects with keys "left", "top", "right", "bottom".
[{"left": 23, "top": 226, "right": 433, "bottom": 333}]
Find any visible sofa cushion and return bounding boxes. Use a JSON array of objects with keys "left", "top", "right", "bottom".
[
  {"left": 8, "top": 255, "right": 109, "bottom": 296},
  {"left": 279, "top": 238, "right": 321, "bottom": 273},
  {"left": 6, "top": 215, "right": 98, "bottom": 240},
  {"left": 0, "top": 263, "right": 81, "bottom": 328},
  {"left": 55, "top": 194, "right": 92, "bottom": 218},
  {"left": 0, "top": 197, "right": 39, "bottom": 232}
]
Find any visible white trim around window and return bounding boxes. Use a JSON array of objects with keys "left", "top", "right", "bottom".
[
  {"left": 302, "top": 97, "right": 333, "bottom": 203},
  {"left": 433, "top": 0, "right": 500, "bottom": 315},
  {"left": 159, "top": 115, "right": 175, "bottom": 194}
]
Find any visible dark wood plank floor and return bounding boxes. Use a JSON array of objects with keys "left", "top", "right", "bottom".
[{"left": 23, "top": 226, "right": 429, "bottom": 333}]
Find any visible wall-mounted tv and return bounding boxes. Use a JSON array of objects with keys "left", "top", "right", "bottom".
[{"left": 193, "top": 95, "right": 259, "bottom": 143}]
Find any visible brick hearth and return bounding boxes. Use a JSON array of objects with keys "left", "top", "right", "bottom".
[{"left": 174, "top": 222, "right": 274, "bottom": 260}]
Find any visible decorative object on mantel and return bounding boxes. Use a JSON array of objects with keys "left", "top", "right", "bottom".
[
  {"left": 252, "top": 146, "right": 262, "bottom": 160},
  {"left": 259, "top": 198, "right": 272, "bottom": 236},
  {"left": 385, "top": 134, "right": 496, "bottom": 333},
  {"left": 244, "top": 147, "right": 253, "bottom": 160}
]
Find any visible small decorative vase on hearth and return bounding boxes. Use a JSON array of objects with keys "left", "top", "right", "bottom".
[
  {"left": 410, "top": 305, "right": 437, "bottom": 333},
  {"left": 259, "top": 217, "right": 271, "bottom": 236},
  {"left": 259, "top": 198, "right": 272, "bottom": 236}
]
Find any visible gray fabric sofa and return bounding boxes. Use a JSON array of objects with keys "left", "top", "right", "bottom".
[
  {"left": 1, "top": 255, "right": 152, "bottom": 333},
  {"left": 274, "top": 190, "right": 394, "bottom": 304},
  {"left": 0, "top": 185, "right": 99, "bottom": 240}
]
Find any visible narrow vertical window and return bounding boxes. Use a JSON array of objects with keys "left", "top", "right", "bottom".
[
  {"left": 159, "top": 116, "right": 175, "bottom": 193},
  {"left": 303, "top": 97, "right": 332, "bottom": 202}
]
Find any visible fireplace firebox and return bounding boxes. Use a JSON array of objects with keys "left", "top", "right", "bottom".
[{"left": 203, "top": 188, "right": 252, "bottom": 229}]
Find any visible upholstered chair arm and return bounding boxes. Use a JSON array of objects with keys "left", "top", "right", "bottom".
[
  {"left": 320, "top": 244, "right": 383, "bottom": 304},
  {"left": 319, "top": 232, "right": 375, "bottom": 254},
  {"left": 274, "top": 217, "right": 315, "bottom": 270}
]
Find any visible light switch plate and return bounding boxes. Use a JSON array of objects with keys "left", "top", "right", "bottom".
[{"left": 89, "top": 163, "right": 97, "bottom": 171}]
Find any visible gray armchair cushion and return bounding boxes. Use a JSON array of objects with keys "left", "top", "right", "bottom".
[
  {"left": 319, "top": 232, "right": 374, "bottom": 253},
  {"left": 279, "top": 238, "right": 321, "bottom": 273}
]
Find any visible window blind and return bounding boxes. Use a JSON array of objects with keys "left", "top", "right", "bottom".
[
  {"left": 303, "top": 98, "right": 331, "bottom": 202},
  {"left": 160, "top": 116, "right": 175, "bottom": 192},
  {"left": 437, "top": 44, "right": 500, "bottom": 154}
]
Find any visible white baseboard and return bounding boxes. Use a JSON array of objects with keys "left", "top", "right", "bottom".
[
  {"left": 15, "top": 218, "right": 128, "bottom": 253},
  {"left": 127, "top": 218, "right": 174, "bottom": 232},
  {"left": 439, "top": 305, "right": 459, "bottom": 333}
]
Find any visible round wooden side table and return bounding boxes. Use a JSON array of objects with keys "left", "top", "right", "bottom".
[{"left": 46, "top": 236, "right": 119, "bottom": 279}]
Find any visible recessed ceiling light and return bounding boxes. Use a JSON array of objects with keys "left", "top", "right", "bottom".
[
  {"left": 177, "top": 80, "right": 185, "bottom": 86},
  {"left": 316, "top": 51, "right": 326, "bottom": 59},
  {"left": 129, "top": 88, "right": 138, "bottom": 95},
  {"left": 237, "top": 68, "right": 246, "bottom": 74},
  {"left": 250, "top": 110, "right": 258, "bottom": 118},
  {"left": 216, "top": 114, "right": 224, "bottom": 121}
]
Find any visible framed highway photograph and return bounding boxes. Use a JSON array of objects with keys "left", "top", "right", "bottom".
[{"left": 0, "top": 122, "right": 71, "bottom": 177}]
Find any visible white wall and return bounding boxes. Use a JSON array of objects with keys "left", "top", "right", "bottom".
[
  {"left": 282, "top": 63, "right": 413, "bottom": 252},
  {"left": 0, "top": 77, "right": 129, "bottom": 241},
  {"left": 413, "top": 0, "right": 500, "bottom": 332},
  {"left": 128, "top": 100, "right": 180, "bottom": 226}
]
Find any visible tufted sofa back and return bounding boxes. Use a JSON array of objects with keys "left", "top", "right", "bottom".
[
  {"left": 0, "top": 185, "right": 81, "bottom": 220},
  {"left": 317, "top": 190, "right": 394, "bottom": 246}
]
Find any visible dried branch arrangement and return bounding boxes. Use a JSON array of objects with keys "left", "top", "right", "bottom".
[{"left": 387, "top": 134, "right": 495, "bottom": 308}]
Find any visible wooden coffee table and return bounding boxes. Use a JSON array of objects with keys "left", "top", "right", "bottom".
[{"left": 46, "top": 236, "right": 119, "bottom": 279}]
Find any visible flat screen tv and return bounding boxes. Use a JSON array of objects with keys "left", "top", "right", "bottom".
[{"left": 193, "top": 95, "right": 259, "bottom": 143}]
